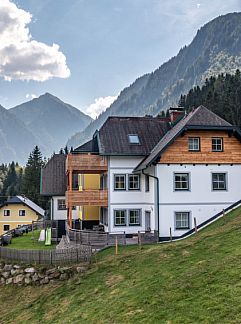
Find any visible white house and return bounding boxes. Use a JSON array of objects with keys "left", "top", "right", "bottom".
[{"left": 63, "top": 106, "right": 241, "bottom": 240}]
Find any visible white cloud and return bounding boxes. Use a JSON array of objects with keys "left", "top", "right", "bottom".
[
  {"left": 0, "top": 0, "right": 70, "bottom": 81},
  {"left": 26, "top": 93, "right": 37, "bottom": 100},
  {"left": 86, "top": 96, "right": 117, "bottom": 119}
]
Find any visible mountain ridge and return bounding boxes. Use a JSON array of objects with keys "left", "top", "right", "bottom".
[{"left": 67, "top": 12, "right": 241, "bottom": 149}]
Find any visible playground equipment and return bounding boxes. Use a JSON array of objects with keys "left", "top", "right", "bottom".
[
  {"left": 38, "top": 229, "right": 45, "bottom": 242},
  {"left": 45, "top": 228, "right": 52, "bottom": 246}
]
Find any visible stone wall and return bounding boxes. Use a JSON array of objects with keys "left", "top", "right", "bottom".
[{"left": 0, "top": 262, "right": 89, "bottom": 286}]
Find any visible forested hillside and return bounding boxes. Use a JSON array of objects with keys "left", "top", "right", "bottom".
[{"left": 180, "top": 70, "right": 241, "bottom": 127}]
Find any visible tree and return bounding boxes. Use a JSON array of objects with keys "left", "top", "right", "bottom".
[{"left": 21, "top": 146, "right": 45, "bottom": 207}]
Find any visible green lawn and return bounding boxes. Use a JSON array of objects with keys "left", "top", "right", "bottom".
[
  {"left": 7, "top": 230, "right": 54, "bottom": 250},
  {"left": 1, "top": 206, "right": 241, "bottom": 323}
]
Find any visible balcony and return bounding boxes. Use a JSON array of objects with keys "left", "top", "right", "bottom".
[
  {"left": 66, "top": 189, "right": 108, "bottom": 207},
  {"left": 66, "top": 154, "right": 108, "bottom": 173}
]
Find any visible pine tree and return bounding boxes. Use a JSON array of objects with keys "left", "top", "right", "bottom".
[
  {"left": 2, "top": 162, "right": 18, "bottom": 199},
  {"left": 21, "top": 146, "right": 44, "bottom": 206}
]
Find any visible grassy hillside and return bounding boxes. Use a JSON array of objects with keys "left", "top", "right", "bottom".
[{"left": 1, "top": 206, "right": 241, "bottom": 323}]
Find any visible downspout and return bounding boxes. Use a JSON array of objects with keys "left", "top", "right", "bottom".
[{"left": 141, "top": 168, "right": 159, "bottom": 239}]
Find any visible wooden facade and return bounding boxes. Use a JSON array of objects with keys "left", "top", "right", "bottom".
[
  {"left": 66, "top": 153, "right": 108, "bottom": 227},
  {"left": 66, "top": 189, "right": 108, "bottom": 207},
  {"left": 159, "top": 130, "right": 241, "bottom": 164},
  {"left": 66, "top": 153, "right": 108, "bottom": 173}
]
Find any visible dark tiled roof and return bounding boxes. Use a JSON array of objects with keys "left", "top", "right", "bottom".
[
  {"left": 98, "top": 116, "right": 171, "bottom": 155},
  {"left": 41, "top": 154, "right": 66, "bottom": 196},
  {"left": 74, "top": 137, "right": 99, "bottom": 153},
  {"left": 135, "top": 106, "right": 235, "bottom": 171}
]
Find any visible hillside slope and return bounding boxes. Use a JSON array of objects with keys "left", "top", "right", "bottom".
[
  {"left": 68, "top": 12, "right": 241, "bottom": 149},
  {"left": 0, "top": 105, "right": 38, "bottom": 164},
  {"left": 1, "top": 206, "right": 241, "bottom": 323},
  {"left": 9, "top": 93, "right": 92, "bottom": 160}
]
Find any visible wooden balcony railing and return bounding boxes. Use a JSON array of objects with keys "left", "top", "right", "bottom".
[
  {"left": 66, "top": 154, "right": 108, "bottom": 173},
  {"left": 66, "top": 189, "right": 108, "bottom": 207}
]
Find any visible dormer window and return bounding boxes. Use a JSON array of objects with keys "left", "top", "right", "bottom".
[{"left": 128, "top": 134, "right": 140, "bottom": 144}]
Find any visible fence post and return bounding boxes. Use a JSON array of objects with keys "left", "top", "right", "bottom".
[
  {"left": 138, "top": 231, "right": 142, "bottom": 250},
  {"left": 124, "top": 231, "right": 126, "bottom": 245},
  {"left": 115, "top": 235, "right": 118, "bottom": 256},
  {"left": 170, "top": 227, "right": 172, "bottom": 242},
  {"left": 194, "top": 217, "right": 197, "bottom": 234},
  {"left": 223, "top": 209, "right": 225, "bottom": 217}
]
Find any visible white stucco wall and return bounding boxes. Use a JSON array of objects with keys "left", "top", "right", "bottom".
[
  {"left": 157, "top": 164, "right": 241, "bottom": 238},
  {"left": 51, "top": 196, "right": 79, "bottom": 220},
  {"left": 108, "top": 156, "right": 156, "bottom": 234}
]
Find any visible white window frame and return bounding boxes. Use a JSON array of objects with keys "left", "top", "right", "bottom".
[
  {"left": 4, "top": 210, "right": 10, "bottom": 217},
  {"left": 212, "top": 137, "right": 223, "bottom": 152},
  {"left": 128, "top": 174, "right": 140, "bottom": 190},
  {"left": 188, "top": 137, "right": 200, "bottom": 151},
  {"left": 114, "top": 174, "right": 126, "bottom": 191},
  {"left": 128, "top": 209, "right": 141, "bottom": 226},
  {"left": 114, "top": 209, "right": 127, "bottom": 226},
  {"left": 174, "top": 173, "right": 190, "bottom": 191},
  {"left": 212, "top": 173, "right": 227, "bottom": 191},
  {"left": 19, "top": 210, "right": 26, "bottom": 216},
  {"left": 175, "top": 212, "right": 190, "bottom": 230}
]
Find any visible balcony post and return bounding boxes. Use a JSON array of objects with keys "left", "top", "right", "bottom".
[{"left": 68, "top": 169, "right": 73, "bottom": 228}]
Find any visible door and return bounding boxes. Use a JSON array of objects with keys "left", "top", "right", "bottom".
[{"left": 145, "top": 211, "right": 151, "bottom": 231}]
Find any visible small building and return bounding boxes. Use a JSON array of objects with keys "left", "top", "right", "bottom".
[{"left": 0, "top": 196, "right": 44, "bottom": 235}]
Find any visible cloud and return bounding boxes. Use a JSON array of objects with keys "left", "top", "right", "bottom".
[
  {"left": 0, "top": 0, "right": 70, "bottom": 81},
  {"left": 26, "top": 93, "right": 37, "bottom": 100},
  {"left": 86, "top": 96, "right": 117, "bottom": 119}
]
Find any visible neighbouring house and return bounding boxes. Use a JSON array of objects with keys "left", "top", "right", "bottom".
[
  {"left": 0, "top": 196, "right": 44, "bottom": 235},
  {"left": 64, "top": 105, "right": 241, "bottom": 240},
  {"left": 41, "top": 153, "right": 100, "bottom": 229}
]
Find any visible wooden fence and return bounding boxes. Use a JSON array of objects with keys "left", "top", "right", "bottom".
[
  {"left": 0, "top": 245, "right": 92, "bottom": 265},
  {"left": 66, "top": 225, "right": 158, "bottom": 248}
]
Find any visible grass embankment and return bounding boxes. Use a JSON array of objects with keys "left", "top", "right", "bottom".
[
  {"left": 1, "top": 207, "right": 241, "bottom": 323},
  {"left": 7, "top": 230, "right": 54, "bottom": 250}
]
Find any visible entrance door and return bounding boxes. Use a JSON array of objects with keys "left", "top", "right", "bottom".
[{"left": 145, "top": 211, "right": 151, "bottom": 231}]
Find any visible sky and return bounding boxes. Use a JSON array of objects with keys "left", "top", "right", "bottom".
[{"left": 1, "top": 0, "right": 241, "bottom": 118}]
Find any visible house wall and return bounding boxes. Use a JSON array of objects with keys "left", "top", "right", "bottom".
[
  {"left": 157, "top": 164, "right": 241, "bottom": 238},
  {"left": 159, "top": 130, "right": 241, "bottom": 164},
  {"left": 51, "top": 196, "right": 79, "bottom": 221},
  {"left": 108, "top": 156, "right": 156, "bottom": 234},
  {"left": 0, "top": 204, "right": 40, "bottom": 235}
]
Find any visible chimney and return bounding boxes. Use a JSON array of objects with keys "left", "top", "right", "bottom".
[{"left": 169, "top": 107, "right": 184, "bottom": 123}]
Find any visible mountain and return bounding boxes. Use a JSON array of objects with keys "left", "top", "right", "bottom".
[
  {"left": 67, "top": 12, "right": 241, "bottom": 149},
  {"left": 9, "top": 93, "right": 92, "bottom": 161},
  {"left": 0, "top": 105, "right": 38, "bottom": 164}
]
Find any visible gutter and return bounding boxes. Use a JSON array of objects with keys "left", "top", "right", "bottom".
[{"left": 141, "top": 169, "right": 159, "bottom": 238}]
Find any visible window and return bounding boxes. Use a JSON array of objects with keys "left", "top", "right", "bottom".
[
  {"left": 114, "top": 210, "right": 126, "bottom": 226},
  {"left": 114, "top": 174, "right": 126, "bottom": 190},
  {"left": 145, "top": 175, "right": 150, "bottom": 192},
  {"left": 212, "top": 173, "right": 227, "bottom": 190},
  {"left": 188, "top": 137, "right": 200, "bottom": 151},
  {"left": 129, "top": 210, "right": 141, "bottom": 226},
  {"left": 3, "top": 224, "right": 10, "bottom": 232},
  {"left": 128, "top": 174, "right": 140, "bottom": 190},
  {"left": 4, "top": 210, "right": 10, "bottom": 216},
  {"left": 174, "top": 173, "right": 189, "bottom": 191},
  {"left": 19, "top": 210, "right": 26, "bottom": 216},
  {"left": 175, "top": 212, "right": 190, "bottom": 230},
  {"left": 128, "top": 134, "right": 140, "bottom": 144},
  {"left": 212, "top": 138, "right": 223, "bottom": 152},
  {"left": 58, "top": 199, "right": 66, "bottom": 210}
]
